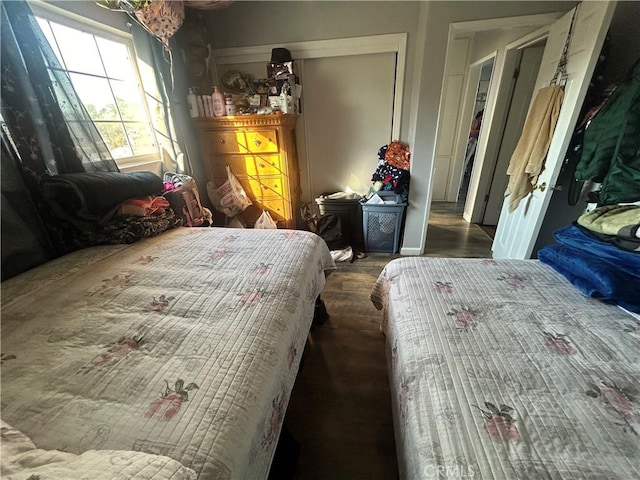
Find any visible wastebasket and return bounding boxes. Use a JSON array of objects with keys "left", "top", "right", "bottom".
[
  {"left": 315, "top": 192, "right": 363, "bottom": 247},
  {"left": 362, "top": 191, "right": 406, "bottom": 253}
]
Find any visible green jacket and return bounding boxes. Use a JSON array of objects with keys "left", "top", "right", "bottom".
[{"left": 575, "top": 62, "right": 640, "bottom": 205}]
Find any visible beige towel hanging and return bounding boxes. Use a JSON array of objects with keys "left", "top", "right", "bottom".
[{"left": 505, "top": 84, "right": 564, "bottom": 212}]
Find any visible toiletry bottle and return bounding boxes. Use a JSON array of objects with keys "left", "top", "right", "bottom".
[
  {"left": 204, "top": 95, "right": 213, "bottom": 117},
  {"left": 225, "top": 94, "right": 236, "bottom": 116},
  {"left": 212, "top": 86, "right": 225, "bottom": 117},
  {"left": 196, "top": 94, "right": 205, "bottom": 117},
  {"left": 187, "top": 88, "right": 199, "bottom": 117},
  {"left": 280, "top": 81, "right": 290, "bottom": 114}
]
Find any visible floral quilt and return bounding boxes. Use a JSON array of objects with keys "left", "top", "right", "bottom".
[
  {"left": 371, "top": 257, "right": 640, "bottom": 480},
  {"left": 1, "top": 420, "right": 196, "bottom": 480},
  {"left": 1, "top": 227, "right": 335, "bottom": 479}
]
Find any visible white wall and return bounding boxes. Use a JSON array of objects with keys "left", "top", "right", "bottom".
[
  {"left": 470, "top": 27, "right": 539, "bottom": 64},
  {"left": 432, "top": 37, "right": 471, "bottom": 202}
]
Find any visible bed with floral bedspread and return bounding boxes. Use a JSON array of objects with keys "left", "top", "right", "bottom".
[
  {"left": 1, "top": 227, "right": 334, "bottom": 479},
  {"left": 371, "top": 257, "right": 640, "bottom": 480}
]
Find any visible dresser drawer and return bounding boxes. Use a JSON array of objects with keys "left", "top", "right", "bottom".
[
  {"left": 261, "top": 198, "right": 288, "bottom": 219},
  {"left": 210, "top": 174, "right": 288, "bottom": 202},
  {"left": 243, "top": 176, "right": 286, "bottom": 199},
  {"left": 208, "top": 129, "right": 279, "bottom": 154},
  {"left": 207, "top": 155, "right": 285, "bottom": 178}
]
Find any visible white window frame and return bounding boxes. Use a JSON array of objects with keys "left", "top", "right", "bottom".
[{"left": 30, "top": 2, "right": 162, "bottom": 171}]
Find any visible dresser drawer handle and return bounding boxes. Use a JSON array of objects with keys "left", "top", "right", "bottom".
[
  {"left": 253, "top": 137, "right": 262, "bottom": 147},
  {"left": 219, "top": 139, "right": 225, "bottom": 144}
]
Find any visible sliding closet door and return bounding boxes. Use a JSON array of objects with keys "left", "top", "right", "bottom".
[{"left": 303, "top": 53, "right": 395, "bottom": 201}]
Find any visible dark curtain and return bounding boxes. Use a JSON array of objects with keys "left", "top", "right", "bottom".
[
  {"left": 0, "top": 1, "right": 118, "bottom": 178},
  {"left": 129, "top": 21, "right": 205, "bottom": 184},
  {"left": 1, "top": 132, "right": 56, "bottom": 280},
  {"left": 1, "top": 0, "right": 121, "bottom": 273}
]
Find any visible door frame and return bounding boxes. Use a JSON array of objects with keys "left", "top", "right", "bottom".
[
  {"left": 441, "top": 52, "right": 496, "bottom": 204},
  {"left": 456, "top": 21, "right": 565, "bottom": 223},
  {"left": 480, "top": 41, "right": 546, "bottom": 226},
  {"left": 465, "top": 25, "right": 555, "bottom": 224},
  {"left": 458, "top": 52, "right": 496, "bottom": 217}
]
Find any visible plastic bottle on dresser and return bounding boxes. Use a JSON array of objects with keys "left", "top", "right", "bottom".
[
  {"left": 187, "top": 88, "right": 199, "bottom": 117},
  {"left": 224, "top": 94, "right": 236, "bottom": 116},
  {"left": 280, "top": 81, "right": 290, "bottom": 114},
  {"left": 196, "top": 95, "right": 205, "bottom": 117},
  {"left": 211, "top": 86, "right": 225, "bottom": 117}
]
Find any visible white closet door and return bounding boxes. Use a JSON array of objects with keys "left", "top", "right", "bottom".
[{"left": 303, "top": 52, "right": 396, "bottom": 201}]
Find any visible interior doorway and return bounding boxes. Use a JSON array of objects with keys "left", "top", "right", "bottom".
[
  {"left": 458, "top": 59, "right": 493, "bottom": 205},
  {"left": 479, "top": 42, "right": 545, "bottom": 226},
  {"left": 421, "top": 6, "right": 617, "bottom": 257}
]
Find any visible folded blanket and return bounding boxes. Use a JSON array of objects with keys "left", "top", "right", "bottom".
[
  {"left": 538, "top": 245, "right": 639, "bottom": 311},
  {"left": 577, "top": 204, "right": 640, "bottom": 251},
  {"left": 539, "top": 224, "right": 640, "bottom": 312},
  {"left": 553, "top": 224, "right": 640, "bottom": 276},
  {"left": 578, "top": 204, "right": 640, "bottom": 235},
  {"left": 41, "top": 171, "right": 164, "bottom": 224}
]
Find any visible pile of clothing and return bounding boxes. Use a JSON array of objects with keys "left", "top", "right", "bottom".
[
  {"left": 371, "top": 141, "right": 410, "bottom": 202},
  {"left": 41, "top": 171, "right": 186, "bottom": 248},
  {"left": 538, "top": 204, "right": 640, "bottom": 312}
]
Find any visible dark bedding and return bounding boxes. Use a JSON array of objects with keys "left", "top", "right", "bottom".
[
  {"left": 538, "top": 224, "right": 640, "bottom": 312},
  {"left": 41, "top": 171, "right": 163, "bottom": 223}
]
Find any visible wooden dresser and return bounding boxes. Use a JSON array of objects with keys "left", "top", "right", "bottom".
[{"left": 194, "top": 114, "right": 300, "bottom": 228}]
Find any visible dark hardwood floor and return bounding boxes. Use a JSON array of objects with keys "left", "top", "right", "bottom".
[
  {"left": 426, "top": 202, "right": 496, "bottom": 256},
  {"left": 284, "top": 203, "right": 494, "bottom": 479}
]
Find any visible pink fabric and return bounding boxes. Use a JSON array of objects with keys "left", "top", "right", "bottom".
[{"left": 117, "top": 196, "right": 170, "bottom": 217}]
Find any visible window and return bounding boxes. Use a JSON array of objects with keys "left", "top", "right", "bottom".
[{"left": 34, "top": 12, "right": 159, "bottom": 167}]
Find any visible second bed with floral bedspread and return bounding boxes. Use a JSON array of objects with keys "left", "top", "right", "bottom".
[
  {"left": 1, "top": 227, "right": 335, "bottom": 479},
  {"left": 371, "top": 257, "right": 640, "bottom": 480}
]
